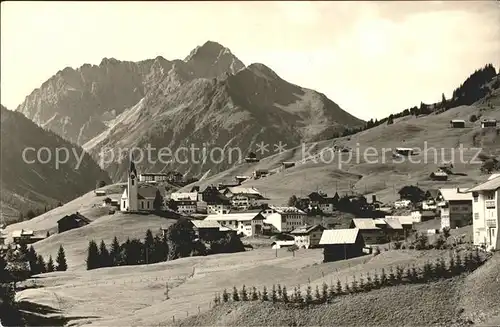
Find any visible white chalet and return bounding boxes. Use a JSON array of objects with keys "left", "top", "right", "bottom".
[
  {"left": 467, "top": 174, "right": 500, "bottom": 251},
  {"left": 204, "top": 211, "right": 265, "bottom": 237}
]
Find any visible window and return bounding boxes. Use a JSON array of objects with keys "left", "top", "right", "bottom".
[
  {"left": 131, "top": 179, "right": 135, "bottom": 186},
  {"left": 486, "top": 192, "right": 495, "bottom": 200},
  {"left": 141, "top": 202, "right": 144, "bottom": 209},
  {"left": 147, "top": 202, "right": 150, "bottom": 209},
  {"left": 474, "top": 213, "right": 479, "bottom": 220}
]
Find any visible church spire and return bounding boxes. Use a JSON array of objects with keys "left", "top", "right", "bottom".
[{"left": 129, "top": 155, "right": 137, "bottom": 177}]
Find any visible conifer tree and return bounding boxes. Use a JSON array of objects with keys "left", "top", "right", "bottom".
[
  {"left": 336, "top": 279, "right": 343, "bottom": 294},
  {"left": 46, "top": 256, "right": 55, "bottom": 272},
  {"left": 86, "top": 240, "right": 100, "bottom": 270},
  {"left": 296, "top": 285, "right": 302, "bottom": 302},
  {"left": 448, "top": 252, "right": 456, "bottom": 277},
  {"left": 213, "top": 293, "right": 220, "bottom": 306},
  {"left": 144, "top": 229, "right": 155, "bottom": 264},
  {"left": 344, "top": 280, "right": 350, "bottom": 294},
  {"left": 222, "top": 289, "right": 229, "bottom": 302},
  {"left": 328, "top": 282, "right": 336, "bottom": 299},
  {"left": 277, "top": 284, "right": 283, "bottom": 299},
  {"left": 411, "top": 264, "right": 419, "bottom": 282},
  {"left": 405, "top": 266, "right": 413, "bottom": 283},
  {"left": 455, "top": 252, "right": 463, "bottom": 274},
  {"left": 464, "top": 251, "right": 473, "bottom": 272},
  {"left": 271, "top": 284, "right": 277, "bottom": 303},
  {"left": 292, "top": 287, "right": 299, "bottom": 303},
  {"left": 388, "top": 267, "right": 396, "bottom": 285},
  {"left": 422, "top": 261, "right": 432, "bottom": 281},
  {"left": 110, "top": 236, "right": 121, "bottom": 266},
  {"left": 365, "top": 272, "right": 373, "bottom": 291},
  {"left": 56, "top": 245, "right": 68, "bottom": 271},
  {"left": 396, "top": 266, "right": 404, "bottom": 284},
  {"left": 240, "top": 285, "right": 249, "bottom": 301},
  {"left": 251, "top": 286, "right": 258, "bottom": 301},
  {"left": 26, "top": 246, "right": 38, "bottom": 275},
  {"left": 36, "top": 255, "right": 46, "bottom": 274},
  {"left": 262, "top": 286, "right": 269, "bottom": 301},
  {"left": 99, "top": 240, "right": 111, "bottom": 268},
  {"left": 282, "top": 286, "right": 289, "bottom": 303},
  {"left": 358, "top": 275, "right": 365, "bottom": 292},
  {"left": 353, "top": 276, "right": 361, "bottom": 293},
  {"left": 373, "top": 270, "right": 381, "bottom": 288},
  {"left": 380, "top": 268, "right": 388, "bottom": 286},
  {"left": 305, "top": 284, "right": 313, "bottom": 303},
  {"left": 314, "top": 285, "right": 321, "bottom": 302},
  {"left": 232, "top": 286, "right": 240, "bottom": 301},
  {"left": 321, "top": 282, "right": 328, "bottom": 302}
]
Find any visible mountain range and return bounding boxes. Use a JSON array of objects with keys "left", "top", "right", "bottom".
[{"left": 16, "top": 41, "right": 364, "bottom": 181}]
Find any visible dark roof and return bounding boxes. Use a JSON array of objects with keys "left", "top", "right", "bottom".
[
  {"left": 190, "top": 186, "right": 200, "bottom": 192},
  {"left": 202, "top": 186, "right": 231, "bottom": 204},
  {"left": 138, "top": 186, "right": 159, "bottom": 199},
  {"left": 58, "top": 212, "right": 91, "bottom": 224},
  {"left": 425, "top": 189, "right": 439, "bottom": 199}
]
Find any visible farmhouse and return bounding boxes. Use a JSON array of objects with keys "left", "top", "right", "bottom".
[
  {"left": 95, "top": 190, "right": 106, "bottom": 196},
  {"left": 349, "top": 219, "right": 390, "bottom": 244},
  {"left": 279, "top": 161, "right": 295, "bottom": 172},
  {"left": 411, "top": 210, "right": 436, "bottom": 223},
  {"left": 264, "top": 206, "right": 307, "bottom": 232},
  {"left": 176, "top": 200, "right": 197, "bottom": 215},
  {"left": 450, "top": 119, "right": 466, "bottom": 128},
  {"left": 290, "top": 225, "right": 326, "bottom": 249},
  {"left": 467, "top": 174, "right": 500, "bottom": 251},
  {"left": 430, "top": 170, "right": 448, "bottom": 181},
  {"left": 201, "top": 186, "right": 231, "bottom": 214},
  {"left": 57, "top": 212, "right": 90, "bottom": 233},
  {"left": 234, "top": 175, "right": 250, "bottom": 184},
  {"left": 252, "top": 169, "right": 269, "bottom": 179},
  {"left": 12, "top": 229, "right": 45, "bottom": 245},
  {"left": 245, "top": 152, "right": 259, "bottom": 163},
  {"left": 222, "top": 186, "right": 264, "bottom": 210},
  {"left": 121, "top": 160, "right": 160, "bottom": 212},
  {"left": 437, "top": 188, "right": 473, "bottom": 229},
  {"left": 307, "top": 192, "right": 337, "bottom": 214},
  {"left": 319, "top": 228, "right": 365, "bottom": 262},
  {"left": 190, "top": 220, "right": 223, "bottom": 242},
  {"left": 204, "top": 211, "right": 265, "bottom": 237},
  {"left": 481, "top": 119, "right": 497, "bottom": 128}
]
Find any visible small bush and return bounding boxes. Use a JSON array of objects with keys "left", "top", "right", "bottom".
[
  {"left": 469, "top": 114, "right": 478, "bottom": 122},
  {"left": 232, "top": 286, "right": 240, "bottom": 301},
  {"left": 222, "top": 289, "right": 229, "bottom": 302}
]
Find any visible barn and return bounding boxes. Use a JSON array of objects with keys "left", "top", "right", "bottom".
[{"left": 319, "top": 228, "right": 365, "bottom": 262}]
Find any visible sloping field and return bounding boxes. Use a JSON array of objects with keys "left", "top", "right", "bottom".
[
  {"left": 181, "top": 95, "right": 499, "bottom": 204},
  {"left": 15, "top": 249, "right": 458, "bottom": 326},
  {"left": 180, "top": 253, "right": 500, "bottom": 327},
  {"left": 32, "top": 213, "right": 176, "bottom": 270}
]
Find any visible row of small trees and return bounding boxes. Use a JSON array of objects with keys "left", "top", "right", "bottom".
[
  {"left": 86, "top": 219, "right": 245, "bottom": 270},
  {"left": 3, "top": 243, "right": 68, "bottom": 277},
  {"left": 213, "top": 249, "right": 486, "bottom": 306}
]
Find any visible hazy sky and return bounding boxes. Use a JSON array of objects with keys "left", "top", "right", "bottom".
[{"left": 1, "top": 1, "right": 499, "bottom": 120}]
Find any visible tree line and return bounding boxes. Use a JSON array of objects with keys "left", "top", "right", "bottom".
[
  {"left": 86, "top": 218, "right": 245, "bottom": 270},
  {"left": 213, "top": 248, "right": 488, "bottom": 306}
]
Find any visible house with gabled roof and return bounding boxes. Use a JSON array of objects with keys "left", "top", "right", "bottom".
[
  {"left": 290, "top": 224, "right": 326, "bottom": 249},
  {"left": 437, "top": 188, "right": 473, "bottom": 230},
  {"left": 57, "top": 212, "right": 91, "bottom": 233},
  {"left": 319, "top": 228, "right": 365, "bottom": 262}
]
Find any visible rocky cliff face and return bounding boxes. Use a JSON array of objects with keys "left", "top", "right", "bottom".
[
  {"left": 0, "top": 105, "right": 111, "bottom": 221},
  {"left": 17, "top": 41, "right": 364, "bottom": 181}
]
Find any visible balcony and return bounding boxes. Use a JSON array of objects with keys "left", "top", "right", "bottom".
[
  {"left": 486, "top": 219, "right": 497, "bottom": 228},
  {"left": 485, "top": 200, "right": 496, "bottom": 209}
]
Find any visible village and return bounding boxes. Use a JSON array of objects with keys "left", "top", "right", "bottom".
[{"left": 2, "top": 141, "right": 499, "bottom": 265}]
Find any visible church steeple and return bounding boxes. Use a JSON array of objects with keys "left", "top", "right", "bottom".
[{"left": 129, "top": 156, "right": 137, "bottom": 177}]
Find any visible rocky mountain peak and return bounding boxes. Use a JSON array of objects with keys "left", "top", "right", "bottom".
[{"left": 184, "top": 41, "right": 245, "bottom": 78}]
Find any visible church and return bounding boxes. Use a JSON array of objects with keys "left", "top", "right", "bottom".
[{"left": 120, "top": 160, "right": 158, "bottom": 212}]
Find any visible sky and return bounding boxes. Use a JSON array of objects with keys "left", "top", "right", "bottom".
[{"left": 1, "top": 1, "right": 499, "bottom": 120}]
